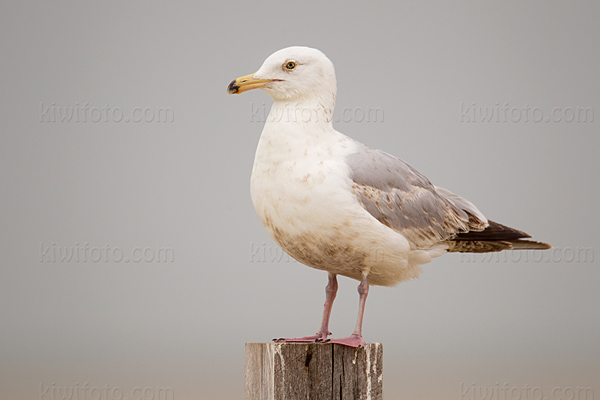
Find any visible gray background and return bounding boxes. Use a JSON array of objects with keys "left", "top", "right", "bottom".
[{"left": 2, "top": 1, "right": 599, "bottom": 399}]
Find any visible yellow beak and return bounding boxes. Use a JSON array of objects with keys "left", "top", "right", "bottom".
[{"left": 227, "top": 73, "right": 279, "bottom": 94}]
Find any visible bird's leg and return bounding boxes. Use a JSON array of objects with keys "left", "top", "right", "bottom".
[
  {"left": 328, "top": 273, "right": 369, "bottom": 348},
  {"left": 314, "top": 273, "right": 338, "bottom": 341},
  {"left": 273, "top": 273, "right": 338, "bottom": 343}
]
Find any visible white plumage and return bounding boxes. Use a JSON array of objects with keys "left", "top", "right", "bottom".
[{"left": 228, "top": 46, "right": 550, "bottom": 347}]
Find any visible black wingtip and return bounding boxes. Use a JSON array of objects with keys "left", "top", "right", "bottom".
[{"left": 454, "top": 220, "right": 532, "bottom": 242}]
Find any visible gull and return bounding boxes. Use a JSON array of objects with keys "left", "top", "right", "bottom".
[{"left": 227, "top": 46, "right": 550, "bottom": 347}]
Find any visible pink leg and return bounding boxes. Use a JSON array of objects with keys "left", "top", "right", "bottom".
[
  {"left": 274, "top": 273, "right": 338, "bottom": 343},
  {"left": 328, "top": 273, "right": 369, "bottom": 348}
]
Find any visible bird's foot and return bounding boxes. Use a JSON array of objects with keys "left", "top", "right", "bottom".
[
  {"left": 273, "top": 331, "right": 331, "bottom": 343},
  {"left": 327, "top": 334, "right": 365, "bottom": 348}
]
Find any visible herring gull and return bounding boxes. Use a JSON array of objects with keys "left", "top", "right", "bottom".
[{"left": 227, "top": 46, "right": 550, "bottom": 347}]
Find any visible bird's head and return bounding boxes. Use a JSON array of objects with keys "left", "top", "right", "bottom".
[{"left": 227, "top": 46, "right": 337, "bottom": 104}]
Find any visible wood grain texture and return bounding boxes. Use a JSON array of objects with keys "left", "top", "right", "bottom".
[{"left": 245, "top": 342, "right": 383, "bottom": 400}]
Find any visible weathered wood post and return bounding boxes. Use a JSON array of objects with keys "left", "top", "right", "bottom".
[{"left": 245, "top": 342, "right": 383, "bottom": 400}]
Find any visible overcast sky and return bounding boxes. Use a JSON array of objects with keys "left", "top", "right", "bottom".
[{"left": 2, "top": 1, "right": 599, "bottom": 399}]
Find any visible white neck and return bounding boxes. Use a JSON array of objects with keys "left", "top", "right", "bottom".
[{"left": 266, "top": 98, "right": 335, "bottom": 128}]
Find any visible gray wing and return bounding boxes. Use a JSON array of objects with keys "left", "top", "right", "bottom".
[{"left": 346, "top": 144, "right": 488, "bottom": 247}]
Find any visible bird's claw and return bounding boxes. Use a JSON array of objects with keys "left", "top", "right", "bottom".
[
  {"left": 326, "top": 334, "right": 365, "bottom": 348},
  {"left": 271, "top": 332, "right": 331, "bottom": 343}
]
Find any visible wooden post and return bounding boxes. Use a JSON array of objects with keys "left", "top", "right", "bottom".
[{"left": 245, "top": 342, "right": 383, "bottom": 400}]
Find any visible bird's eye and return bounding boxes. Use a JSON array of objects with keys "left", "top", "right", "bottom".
[{"left": 285, "top": 61, "right": 297, "bottom": 70}]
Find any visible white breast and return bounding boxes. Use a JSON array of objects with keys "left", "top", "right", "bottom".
[
  {"left": 251, "top": 116, "right": 356, "bottom": 235},
  {"left": 249, "top": 105, "right": 420, "bottom": 286}
]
